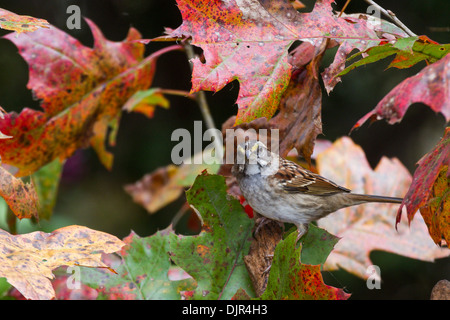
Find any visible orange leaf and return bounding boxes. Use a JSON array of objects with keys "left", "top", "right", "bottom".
[{"left": 0, "top": 164, "right": 38, "bottom": 219}]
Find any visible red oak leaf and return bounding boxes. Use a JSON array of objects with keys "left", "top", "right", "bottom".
[
  {"left": 396, "top": 127, "right": 450, "bottom": 246},
  {"left": 0, "top": 19, "right": 177, "bottom": 177},
  {"left": 170, "top": 0, "right": 382, "bottom": 125},
  {"left": 353, "top": 53, "right": 450, "bottom": 130}
]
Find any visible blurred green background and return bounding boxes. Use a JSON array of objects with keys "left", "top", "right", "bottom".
[{"left": 0, "top": 0, "right": 448, "bottom": 299}]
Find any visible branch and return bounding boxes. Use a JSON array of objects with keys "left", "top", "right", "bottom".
[{"left": 364, "top": 0, "right": 416, "bottom": 37}]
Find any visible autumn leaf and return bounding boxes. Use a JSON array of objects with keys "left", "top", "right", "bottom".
[
  {"left": 122, "top": 88, "right": 170, "bottom": 119},
  {"left": 396, "top": 127, "right": 450, "bottom": 246},
  {"left": 169, "top": 172, "right": 255, "bottom": 299},
  {"left": 218, "top": 41, "right": 324, "bottom": 165},
  {"left": 268, "top": 41, "right": 324, "bottom": 162},
  {"left": 0, "top": 106, "right": 12, "bottom": 139},
  {"left": 0, "top": 18, "right": 180, "bottom": 177},
  {"left": 124, "top": 152, "right": 220, "bottom": 214},
  {"left": 353, "top": 53, "right": 450, "bottom": 130},
  {"left": 30, "top": 158, "right": 63, "bottom": 220},
  {"left": 170, "top": 0, "right": 385, "bottom": 125},
  {"left": 315, "top": 137, "right": 449, "bottom": 280},
  {"left": 0, "top": 163, "right": 38, "bottom": 219},
  {"left": 81, "top": 230, "right": 195, "bottom": 300},
  {"left": 338, "top": 36, "right": 450, "bottom": 77},
  {"left": 258, "top": 226, "right": 349, "bottom": 300},
  {"left": 0, "top": 8, "right": 49, "bottom": 34},
  {"left": 0, "top": 225, "right": 124, "bottom": 300},
  {"left": 322, "top": 13, "right": 409, "bottom": 93},
  {"left": 86, "top": 173, "right": 254, "bottom": 300}
]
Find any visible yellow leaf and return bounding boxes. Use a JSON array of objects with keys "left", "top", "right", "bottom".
[
  {"left": 0, "top": 8, "right": 49, "bottom": 34},
  {"left": 0, "top": 225, "right": 124, "bottom": 300}
]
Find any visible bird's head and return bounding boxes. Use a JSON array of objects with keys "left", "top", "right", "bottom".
[{"left": 233, "top": 140, "right": 279, "bottom": 176}]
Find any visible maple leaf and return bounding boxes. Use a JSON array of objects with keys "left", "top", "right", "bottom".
[
  {"left": 169, "top": 172, "right": 255, "bottom": 299},
  {"left": 258, "top": 226, "right": 349, "bottom": 300},
  {"left": 81, "top": 230, "right": 195, "bottom": 300},
  {"left": 0, "top": 18, "right": 179, "bottom": 177},
  {"left": 0, "top": 8, "right": 49, "bottom": 34},
  {"left": 0, "top": 163, "right": 38, "bottom": 219},
  {"left": 396, "top": 127, "right": 450, "bottom": 246},
  {"left": 353, "top": 52, "right": 450, "bottom": 130},
  {"left": 0, "top": 225, "right": 124, "bottom": 300},
  {"left": 315, "top": 137, "right": 449, "bottom": 280},
  {"left": 170, "top": 0, "right": 383, "bottom": 125}
]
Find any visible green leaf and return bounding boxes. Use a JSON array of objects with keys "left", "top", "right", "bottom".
[
  {"left": 258, "top": 227, "right": 349, "bottom": 300},
  {"left": 393, "top": 36, "right": 418, "bottom": 51},
  {"left": 300, "top": 224, "right": 340, "bottom": 266},
  {"left": 82, "top": 230, "right": 195, "bottom": 300},
  {"left": 0, "top": 277, "right": 13, "bottom": 299},
  {"left": 338, "top": 37, "right": 450, "bottom": 76},
  {"left": 31, "top": 158, "right": 63, "bottom": 220},
  {"left": 169, "top": 172, "right": 255, "bottom": 300},
  {"left": 338, "top": 44, "right": 399, "bottom": 77}
]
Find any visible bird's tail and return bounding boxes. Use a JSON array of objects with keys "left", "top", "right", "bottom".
[{"left": 348, "top": 193, "right": 403, "bottom": 204}]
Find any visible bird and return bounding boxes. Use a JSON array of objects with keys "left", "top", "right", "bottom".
[{"left": 231, "top": 140, "right": 403, "bottom": 240}]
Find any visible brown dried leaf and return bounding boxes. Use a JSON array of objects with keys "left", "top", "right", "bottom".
[
  {"left": 125, "top": 165, "right": 183, "bottom": 214},
  {"left": 220, "top": 42, "right": 324, "bottom": 164},
  {"left": 125, "top": 153, "right": 220, "bottom": 213},
  {"left": 0, "top": 225, "right": 124, "bottom": 300},
  {"left": 269, "top": 41, "right": 325, "bottom": 162}
]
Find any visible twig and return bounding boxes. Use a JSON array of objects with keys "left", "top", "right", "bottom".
[
  {"left": 184, "top": 43, "right": 223, "bottom": 161},
  {"left": 171, "top": 202, "right": 190, "bottom": 228},
  {"left": 338, "top": 0, "right": 352, "bottom": 17},
  {"left": 363, "top": 0, "right": 416, "bottom": 37}
]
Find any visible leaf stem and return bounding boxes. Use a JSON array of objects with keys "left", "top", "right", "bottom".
[
  {"left": 184, "top": 44, "right": 223, "bottom": 161},
  {"left": 338, "top": 0, "right": 352, "bottom": 17},
  {"left": 158, "top": 88, "right": 196, "bottom": 100},
  {"left": 363, "top": 0, "right": 416, "bottom": 37}
]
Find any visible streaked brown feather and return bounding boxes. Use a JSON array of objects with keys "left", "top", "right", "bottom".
[{"left": 278, "top": 158, "right": 350, "bottom": 195}]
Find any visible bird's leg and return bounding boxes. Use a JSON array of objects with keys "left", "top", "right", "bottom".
[
  {"left": 254, "top": 217, "right": 284, "bottom": 237},
  {"left": 262, "top": 256, "right": 273, "bottom": 275},
  {"left": 296, "top": 223, "right": 309, "bottom": 242}
]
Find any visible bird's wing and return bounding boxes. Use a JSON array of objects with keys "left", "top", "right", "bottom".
[{"left": 277, "top": 159, "right": 350, "bottom": 195}]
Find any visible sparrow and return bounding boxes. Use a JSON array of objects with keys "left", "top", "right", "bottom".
[{"left": 232, "top": 140, "right": 403, "bottom": 240}]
